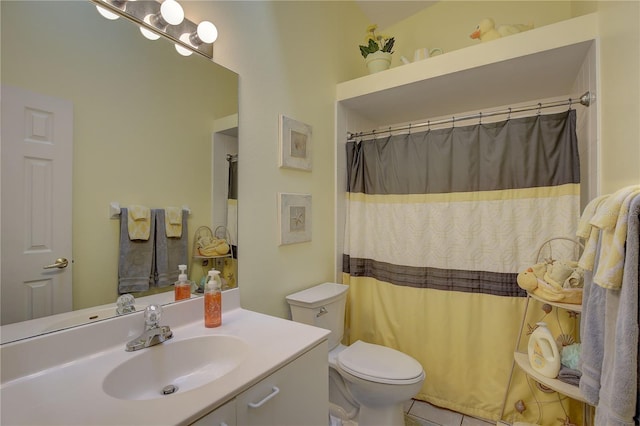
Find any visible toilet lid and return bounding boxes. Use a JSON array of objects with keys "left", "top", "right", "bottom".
[{"left": 337, "top": 340, "right": 424, "bottom": 385}]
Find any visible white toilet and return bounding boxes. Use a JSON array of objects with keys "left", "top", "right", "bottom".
[{"left": 286, "top": 282, "right": 425, "bottom": 426}]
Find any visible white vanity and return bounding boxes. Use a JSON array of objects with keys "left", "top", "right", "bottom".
[{"left": 0, "top": 289, "right": 330, "bottom": 425}]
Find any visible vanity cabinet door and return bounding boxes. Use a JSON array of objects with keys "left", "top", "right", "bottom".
[
  {"left": 190, "top": 398, "right": 236, "bottom": 426},
  {"left": 236, "top": 341, "right": 328, "bottom": 426}
]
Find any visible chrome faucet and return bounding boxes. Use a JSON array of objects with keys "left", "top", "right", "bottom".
[{"left": 125, "top": 304, "right": 173, "bottom": 351}]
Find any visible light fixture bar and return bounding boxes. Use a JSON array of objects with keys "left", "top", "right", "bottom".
[{"left": 90, "top": 0, "right": 213, "bottom": 59}]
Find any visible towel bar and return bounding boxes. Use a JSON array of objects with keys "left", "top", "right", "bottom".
[{"left": 109, "top": 202, "right": 191, "bottom": 219}]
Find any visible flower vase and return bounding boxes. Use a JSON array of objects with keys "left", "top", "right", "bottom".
[{"left": 365, "top": 51, "right": 392, "bottom": 74}]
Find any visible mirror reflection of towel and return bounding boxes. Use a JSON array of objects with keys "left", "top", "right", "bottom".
[
  {"left": 119, "top": 208, "right": 155, "bottom": 293},
  {"left": 155, "top": 209, "right": 188, "bottom": 287},
  {"left": 127, "top": 204, "right": 151, "bottom": 240},
  {"left": 165, "top": 206, "right": 182, "bottom": 238}
]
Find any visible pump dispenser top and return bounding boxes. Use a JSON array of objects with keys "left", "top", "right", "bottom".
[
  {"left": 174, "top": 264, "right": 191, "bottom": 301},
  {"left": 206, "top": 269, "right": 222, "bottom": 291},
  {"left": 178, "top": 264, "right": 187, "bottom": 282}
]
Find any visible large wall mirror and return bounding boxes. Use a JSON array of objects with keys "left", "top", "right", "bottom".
[{"left": 1, "top": 1, "right": 238, "bottom": 343}]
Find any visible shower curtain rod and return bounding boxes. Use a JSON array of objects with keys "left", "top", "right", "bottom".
[{"left": 347, "top": 91, "right": 593, "bottom": 141}]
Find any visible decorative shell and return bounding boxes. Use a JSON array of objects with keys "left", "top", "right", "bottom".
[{"left": 556, "top": 333, "right": 576, "bottom": 347}]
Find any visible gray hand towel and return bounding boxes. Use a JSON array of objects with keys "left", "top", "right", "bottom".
[
  {"left": 154, "top": 209, "right": 188, "bottom": 287},
  {"left": 578, "top": 245, "right": 605, "bottom": 405},
  {"left": 118, "top": 208, "right": 156, "bottom": 293},
  {"left": 557, "top": 365, "right": 581, "bottom": 387}
]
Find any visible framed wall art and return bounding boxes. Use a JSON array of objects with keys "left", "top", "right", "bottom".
[
  {"left": 278, "top": 193, "right": 312, "bottom": 245},
  {"left": 279, "top": 115, "right": 312, "bottom": 171}
]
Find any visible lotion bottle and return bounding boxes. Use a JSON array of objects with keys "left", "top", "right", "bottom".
[
  {"left": 174, "top": 264, "right": 191, "bottom": 301},
  {"left": 204, "top": 269, "right": 222, "bottom": 328}
]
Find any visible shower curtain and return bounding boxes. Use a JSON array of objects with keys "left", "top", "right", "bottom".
[{"left": 342, "top": 111, "right": 581, "bottom": 422}]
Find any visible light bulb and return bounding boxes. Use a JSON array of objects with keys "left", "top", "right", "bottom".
[
  {"left": 160, "top": 0, "right": 184, "bottom": 26},
  {"left": 96, "top": 5, "right": 119, "bottom": 20},
  {"left": 196, "top": 21, "right": 218, "bottom": 44},
  {"left": 140, "top": 15, "right": 161, "bottom": 40},
  {"left": 175, "top": 34, "right": 193, "bottom": 56}
]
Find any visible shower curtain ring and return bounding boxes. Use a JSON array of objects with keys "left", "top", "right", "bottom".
[
  {"left": 452, "top": 116, "right": 455, "bottom": 128},
  {"left": 568, "top": 98, "right": 573, "bottom": 110},
  {"left": 537, "top": 103, "right": 542, "bottom": 115},
  {"left": 427, "top": 121, "right": 430, "bottom": 131},
  {"left": 508, "top": 108, "right": 512, "bottom": 120},
  {"left": 479, "top": 112, "right": 483, "bottom": 124}
]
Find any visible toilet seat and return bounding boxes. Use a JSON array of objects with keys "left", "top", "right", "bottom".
[{"left": 336, "top": 340, "right": 424, "bottom": 385}]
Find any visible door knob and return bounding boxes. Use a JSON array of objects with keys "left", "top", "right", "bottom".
[{"left": 43, "top": 258, "right": 69, "bottom": 269}]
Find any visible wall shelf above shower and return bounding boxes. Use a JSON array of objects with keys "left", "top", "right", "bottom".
[{"left": 336, "top": 13, "right": 597, "bottom": 126}]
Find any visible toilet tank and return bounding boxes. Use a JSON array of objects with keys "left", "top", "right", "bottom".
[{"left": 286, "top": 282, "right": 348, "bottom": 350}]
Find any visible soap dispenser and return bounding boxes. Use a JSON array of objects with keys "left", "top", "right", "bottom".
[
  {"left": 204, "top": 269, "right": 222, "bottom": 328},
  {"left": 174, "top": 264, "right": 191, "bottom": 301}
]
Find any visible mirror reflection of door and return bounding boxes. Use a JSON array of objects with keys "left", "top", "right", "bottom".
[
  {"left": 211, "top": 121, "right": 238, "bottom": 288},
  {"left": 1, "top": 85, "right": 73, "bottom": 325}
]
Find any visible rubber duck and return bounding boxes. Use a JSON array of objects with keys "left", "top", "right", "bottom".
[{"left": 470, "top": 18, "right": 534, "bottom": 42}]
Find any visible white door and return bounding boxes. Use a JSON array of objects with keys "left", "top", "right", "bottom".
[{"left": 1, "top": 85, "right": 73, "bottom": 325}]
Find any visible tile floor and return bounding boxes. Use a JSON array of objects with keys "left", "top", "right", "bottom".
[{"left": 404, "top": 399, "right": 495, "bottom": 426}]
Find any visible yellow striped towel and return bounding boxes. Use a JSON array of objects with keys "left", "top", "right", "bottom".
[
  {"left": 165, "top": 207, "right": 182, "bottom": 238},
  {"left": 576, "top": 194, "right": 609, "bottom": 239},
  {"left": 593, "top": 188, "right": 640, "bottom": 289},
  {"left": 577, "top": 195, "right": 610, "bottom": 271},
  {"left": 127, "top": 205, "right": 151, "bottom": 240}
]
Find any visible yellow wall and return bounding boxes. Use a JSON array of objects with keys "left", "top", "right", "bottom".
[
  {"left": 595, "top": 1, "right": 640, "bottom": 192},
  {"left": 1, "top": 2, "right": 238, "bottom": 309},
  {"left": 384, "top": 1, "right": 574, "bottom": 67}
]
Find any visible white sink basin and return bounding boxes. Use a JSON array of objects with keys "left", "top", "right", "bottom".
[{"left": 102, "top": 335, "right": 248, "bottom": 400}]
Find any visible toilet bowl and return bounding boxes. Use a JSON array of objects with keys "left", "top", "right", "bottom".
[{"left": 286, "top": 283, "right": 425, "bottom": 426}]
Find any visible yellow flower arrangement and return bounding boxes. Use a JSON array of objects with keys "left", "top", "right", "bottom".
[{"left": 359, "top": 24, "right": 395, "bottom": 58}]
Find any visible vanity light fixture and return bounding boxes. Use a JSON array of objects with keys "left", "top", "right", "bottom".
[
  {"left": 140, "top": 0, "right": 183, "bottom": 40},
  {"left": 158, "top": 0, "right": 184, "bottom": 26},
  {"left": 140, "top": 15, "right": 161, "bottom": 40},
  {"left": 95, "top": 0, "right": 127, "bottom": 20},
  {"left": 91, "top": 0, "right": 216, "bottom": 59},
  {"left": 96, "top": 6, "right": 120, "bottom": 20},
  {"left": 175, "top": 34, "right": 194, "bottom": 56},
  {"left": 191, "top": 21, "right": 219, "bottom": 45},
  {"left": 174, "top": 21, "right": 218, "bottom": 56}
]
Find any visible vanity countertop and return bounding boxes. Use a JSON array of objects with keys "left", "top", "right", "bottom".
[{"left": 0, "top": 289, "right": 329, "bottom": 425}]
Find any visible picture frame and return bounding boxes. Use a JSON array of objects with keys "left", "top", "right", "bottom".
[
  {"left": 279, "top": 114, "right": 312, "bottom": 171},
  {"left": 278, "top": 193, "right": 312, "bottom": 245}
]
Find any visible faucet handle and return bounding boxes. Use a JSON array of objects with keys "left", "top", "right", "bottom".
[
  {"left": 116, "top": 294, "right": 136, "bottom": 315},
  {"left": 144, "top": 304, "right": 162, "bottom": 329}
]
